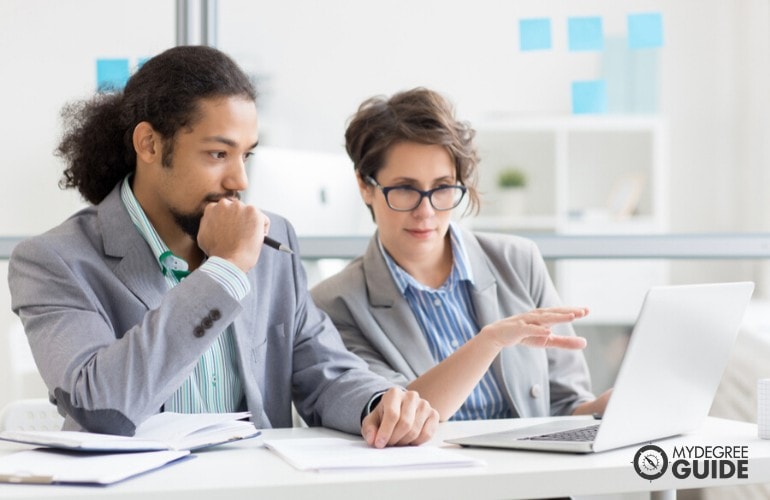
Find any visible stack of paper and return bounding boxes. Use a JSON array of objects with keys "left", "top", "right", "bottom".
[
  {"left": 0, "top": 411, "right": 259, "bottom": 485},
  {"left": 759, "top": 379, "right": 770, "bottom": 439}
]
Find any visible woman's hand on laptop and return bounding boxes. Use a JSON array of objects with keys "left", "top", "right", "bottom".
[
  {"left": 479, "top": 306, "right": 589, "bottom": 350},
  {"left": 572, "top": 388, "right": 613, "bottom": 417}
]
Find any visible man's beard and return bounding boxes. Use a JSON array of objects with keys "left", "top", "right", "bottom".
[
  {"left": 172, "top": 209, "right": 204, "bottom": 240},
  {"left": 171, "top": 191, "right": 241, "bottom": 240}
]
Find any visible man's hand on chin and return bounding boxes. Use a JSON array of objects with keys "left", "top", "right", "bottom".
[{"left": 361, "top": 387, "right": 439, "bottom": 448}]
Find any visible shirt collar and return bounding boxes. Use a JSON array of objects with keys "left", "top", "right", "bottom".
[
  {"left": 120, "top": 176, "right": 190, "bottom": 280},
  {"left": 379, "top": 221, "right": 474, "bottom": 295}
]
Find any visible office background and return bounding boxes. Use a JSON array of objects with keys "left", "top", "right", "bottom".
[{"left": 1, "top": 0, "right": 770, "bottom": 427}]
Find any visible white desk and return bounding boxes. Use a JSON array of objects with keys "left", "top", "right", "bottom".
[{"left": 1, "top": 417, "right": 769, "bottom": 499}]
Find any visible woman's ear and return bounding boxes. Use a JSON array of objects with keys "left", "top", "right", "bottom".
[
  {"left": 357, "top": 173, "right": 374, "bottom": 206},
  {"left": 132, "top": 121, "right": 160, "bottom": 164}
]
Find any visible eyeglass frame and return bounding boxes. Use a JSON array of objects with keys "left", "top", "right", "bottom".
[{"left": 365, "top": 176, "right": 467, "bottom": 212}]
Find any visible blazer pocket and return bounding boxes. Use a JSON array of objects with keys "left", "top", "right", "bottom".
[{"left": 249, "top": 323, "right": 285, "bottom": 364}]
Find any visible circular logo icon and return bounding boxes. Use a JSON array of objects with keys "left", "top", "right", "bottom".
[{"left": 633, "top": 444, "right": 668, "bottom": 480}]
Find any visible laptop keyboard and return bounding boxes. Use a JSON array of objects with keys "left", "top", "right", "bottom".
[{"left": 522, "top": 424, "right": 600, "bottom": 442}]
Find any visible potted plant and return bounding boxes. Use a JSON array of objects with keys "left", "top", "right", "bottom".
[{"left": 497, "top": 167, "right": 528, "bottom": 215}]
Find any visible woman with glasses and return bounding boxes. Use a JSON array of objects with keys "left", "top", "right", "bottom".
[{"left": 311, "top": 88, "right": 609, "bottom": 421}]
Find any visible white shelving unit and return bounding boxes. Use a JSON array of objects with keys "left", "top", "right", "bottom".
[{"left": 465, "top": 116, "right": 670, "bottom": 324}]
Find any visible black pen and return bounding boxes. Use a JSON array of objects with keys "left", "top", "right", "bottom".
[{"left": 264, "top": 236, "right": 293, "bottom": 254}]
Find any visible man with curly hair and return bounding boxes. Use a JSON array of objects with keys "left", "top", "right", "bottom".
[{"left": 8, "top": 46, "right": 437, "bottom": 447}]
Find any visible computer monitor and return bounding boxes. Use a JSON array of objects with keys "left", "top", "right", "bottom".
[{"left": 245, "top": 147, "right": 374, "bottom": 236}]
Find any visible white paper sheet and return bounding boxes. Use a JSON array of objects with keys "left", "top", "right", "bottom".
[
  {"left": 264, "top": 437, "right": 485, "bottom": 471},
  {"left": 0, "top": 449, "right": 190, "bottom": 485}
]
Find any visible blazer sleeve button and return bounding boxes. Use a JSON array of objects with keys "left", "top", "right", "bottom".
[
  {"left": 209, "top": 309, "right": 222, "bottom": 321},
  {"left": 193, "top": 326, "right": 206, "bottom": 338},
  {"left": 202, "top": 316, "right": 214, "bottom": 329}
]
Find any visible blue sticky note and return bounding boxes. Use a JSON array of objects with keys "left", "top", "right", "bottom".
[
  {"left": 96, "top": 59, "right": 130, "bottom": 92},
  {"left": 519, "top": 18, "right": 551, "bottom": 51},
  {"left": 571, "top": 80, "right": 607, "bottom": 114},
  {"left": 568, "top": 16, "right": 604, "bottom": 51},
  {"left": 628, "top": 13, "right": 663, "bottom": 49}
]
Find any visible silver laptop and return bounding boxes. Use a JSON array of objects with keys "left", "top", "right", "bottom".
[{"left": 447, "top": 282, "right": 754, "bottom": 453}]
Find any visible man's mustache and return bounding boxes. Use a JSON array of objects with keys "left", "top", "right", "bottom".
[{"left": 204, "top": 191, "right": 241, "bottom": 203}]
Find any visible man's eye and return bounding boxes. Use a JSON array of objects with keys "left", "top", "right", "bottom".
[
  {"left": 210, "top": 151, "right": 227, "bottom": 159},
  {"left": 244, "top": 151, "right": 255, "bottom": 160}
]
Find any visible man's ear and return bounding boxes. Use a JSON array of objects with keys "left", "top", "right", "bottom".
[{"left": 132, "top": 121, "right": 161, "bottom": 164}]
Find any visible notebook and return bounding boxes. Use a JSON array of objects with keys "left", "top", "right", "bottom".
[
  {"left": 446, "top": 282, "right": 754, "bottom": 453},
  {"left": 0, "top": 411, "right": 258, "bottom": 452}
]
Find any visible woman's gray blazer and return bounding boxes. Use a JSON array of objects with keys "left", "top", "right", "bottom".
[{"left": 311, "top": 228, "right": 594, "bottom": 418}]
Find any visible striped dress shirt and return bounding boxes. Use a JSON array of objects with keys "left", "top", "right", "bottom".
[
  {"left": 120, "top": 177, "right": 248, "bottom": 413},
  {"left": 379, "top": 222, "right": 513, "bottom": 420}
]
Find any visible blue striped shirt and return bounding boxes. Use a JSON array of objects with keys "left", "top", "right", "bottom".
[
  {"left": 379, "top": 223, "right": 513, "bottom": 421},
  {"left": 120, "top": 176, "right": 247, "bottom": 413}
]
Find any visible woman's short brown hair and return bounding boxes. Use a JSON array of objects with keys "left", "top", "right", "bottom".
[{"left": 344, "top": 87, "right": 480, "bottom": 215}]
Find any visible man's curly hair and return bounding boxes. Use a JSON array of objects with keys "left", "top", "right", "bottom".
[{"left": 57, "top": 45, "right": 257, "bottom": 204}]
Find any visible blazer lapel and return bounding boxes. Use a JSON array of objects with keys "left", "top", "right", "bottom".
[
  {"left": 462, "top": 228, "right": 532, "bottom": 418},
  {"left": 363, "top": 236, "right": 436, "bottom": 378},
  {"left": 98, "top": 185, "right": 170, "bottom": 310}
]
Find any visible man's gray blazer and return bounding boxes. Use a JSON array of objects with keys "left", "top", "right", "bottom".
[
  {"left": 8, "top": 185, "right": 391, "bottom": 436},
  {"left": 311, "top": 229, "right": 594, "bottom": 418}
]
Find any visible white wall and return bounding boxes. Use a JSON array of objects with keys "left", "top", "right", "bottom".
[
  {"left": 0, "top": 0, "right": 175, "bottom": 410},
  {"left": 217, "top": 0, "right": 769, "bottom": 226},
  {"left": 660, "top": 1, "right": 770, "bottom": 289},
  {"left": 220, "top": 0, "right": 613, "bottom": 151},
  {"left": 218, "top": 0, "right": 770, "bottom": 285}
]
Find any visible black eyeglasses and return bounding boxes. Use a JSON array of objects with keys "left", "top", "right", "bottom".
[{"left": 366, "top": 176, "right": 467, "bottom": 212}]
